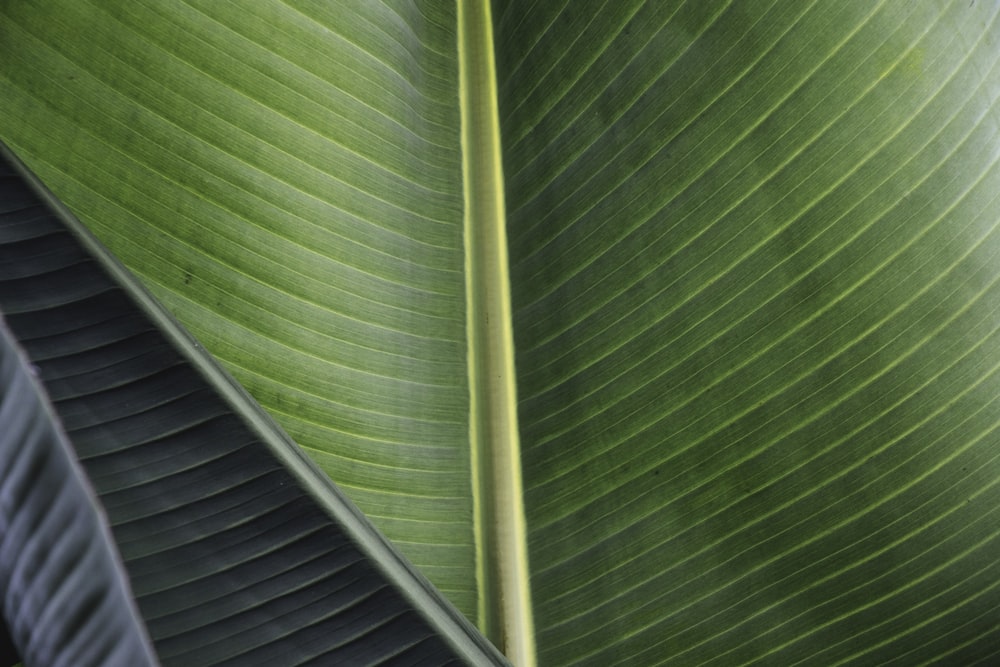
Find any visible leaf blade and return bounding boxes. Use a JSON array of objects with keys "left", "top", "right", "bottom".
[
  {"left": 0, "top": 0, "right": 478, "bottom": 619},
  {"left": 0, "top": 143, "right": 507, "bottom": 666},
  {"left": 495, "top": 0, "right": 1000, "bottom": 663}
]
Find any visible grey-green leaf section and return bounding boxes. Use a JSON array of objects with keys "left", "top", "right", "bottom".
[
  {"left": 0, "top": 290, "right": 157, "bottom": 667},
  {"left": 4, "top": 0, "right": 1000, "bottom": 664}
]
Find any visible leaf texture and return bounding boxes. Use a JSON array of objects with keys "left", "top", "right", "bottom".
[
  {"left": 0, "top": 147, "right": 505, "bottom": 666},
  {"left": 5, "top": 0, "right": 1000, "bottom": 665},
  {"left": 0, "top": 0, "right": 476, "bottom": 618},
  {"left": 495, "top": 0, "right": 1000, "bottom": 664},
  {"left": 0, "top": 295, "right": 157, "bottom": 665}
]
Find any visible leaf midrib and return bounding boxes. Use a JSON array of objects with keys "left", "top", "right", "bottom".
[{"left": 457, "top": 0, "right": 536, "bottom": 664}]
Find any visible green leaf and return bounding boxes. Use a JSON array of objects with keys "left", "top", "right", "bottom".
[
  {"left": 497, "top": 1, "right": 1000, "bottom": 663},
  {"left": 0, "top": 145, "right": 507, "bottom": 666},
  {"left": 3, "top": 0, "right": 1000, "bottom": 664},
  {"left": 0, "top": 0, "right": 480, "bottom": 622}
]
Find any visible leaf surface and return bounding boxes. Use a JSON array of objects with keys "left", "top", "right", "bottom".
[
  {"left": 0, "top": 145, "right": 506, "bottom": 666},
  {"left": 495, "top": 0, "right": 1000, "bottom": 663},
  {"left": 0, "top": 260, "right": 156, "bottom": 667},
  {"left": 0, "top": 0, "right": 479, "bottom": 619},
  {"left": 4, "top": 0, "right": 1000, "bottom": 665}
]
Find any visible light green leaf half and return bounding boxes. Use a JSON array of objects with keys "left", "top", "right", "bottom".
[
  {"left": 0, "top": 0, "right": 478, "bottom": 620},
  {"left": 4, "top": 0, "right": 1000, "bottom": 664}
]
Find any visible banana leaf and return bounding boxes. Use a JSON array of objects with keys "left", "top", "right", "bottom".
[
  {"left": 0, "top": 144, "right": 506, "bottom": 666},
  {"left": 2, "top": 0, "right": 1000, "bottom": 664},
  {"left": 0, "top": 281, "right": 156, "bottom": 667}
]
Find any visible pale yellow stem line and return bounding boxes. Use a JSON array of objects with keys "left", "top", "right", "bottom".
[{"left": 458, "top": 0, "right": 536, "bottom": 665}]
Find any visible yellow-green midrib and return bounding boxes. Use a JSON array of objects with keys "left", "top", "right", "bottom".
[{"left": 458, "top": 0, "right": 536, "bottom": 663}]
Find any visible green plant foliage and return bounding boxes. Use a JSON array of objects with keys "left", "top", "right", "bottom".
[
  {"left": 0, "top": 146, "right": 507, "bottom": 666},
  {"left": 2, "top": 0, "right": 1000, "bottom": 664},
  {"left": 0, "top": 0, "right": 478, "bottom": 620}
]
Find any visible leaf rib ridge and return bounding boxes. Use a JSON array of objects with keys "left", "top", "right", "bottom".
[{"left": 457, "top": 0, "right": 536, "bottom": 663}]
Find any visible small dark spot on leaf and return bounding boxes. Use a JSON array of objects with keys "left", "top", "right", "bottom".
[{"left": 183, "top": 272, "right": 192, "bottom": 285}]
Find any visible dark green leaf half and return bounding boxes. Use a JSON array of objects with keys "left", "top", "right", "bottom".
[
  {"left": 496, "top": 0, "right": 1000, "bottom": 664},
  {"left": 0, "top": 146, "right": 504, "bottom": 666}
]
